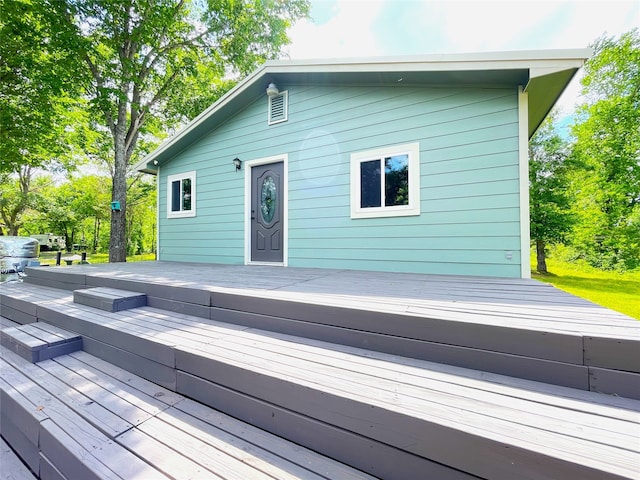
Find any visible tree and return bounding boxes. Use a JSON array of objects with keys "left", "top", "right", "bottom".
[
  {"left": 125, "top": 178, "right": 156, "bottom": 255},
  {"left": 570, "top": 29, "right": 640, "bottom": 270},
  {"left": 0, "top": 1, "right": 86, "bottom": 236},
  {"left": 0, "top": 0, "right": 80, "bottom": 174},
  {"left": 529, "top": 115, "right": 574, "bottom": 273},
  {"left": 0, "top": 167, "right": 38, "bottom": 236},
  {"left": 49, "top": 0, "right": 309, "bottom": 262}
]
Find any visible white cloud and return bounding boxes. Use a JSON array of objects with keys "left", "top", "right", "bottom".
[
  {"left": 287, "top": 0, "right": 639, "bottom": 58},
  {"left": 285, "top": 0, "right": 385, "bottom": 59},
  {"left": 285, "top": 0, "right": 638, "bottom": 112}
]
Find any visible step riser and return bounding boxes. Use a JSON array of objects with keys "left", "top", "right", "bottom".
[
  {"left": 177, "top": 371, "right": 472, "bottom": 480},
  {"left": 73, "top": 287, "right": 146, "bottom": 312},
  {"left": 1, "top": 324, "right": 82, "bottom": 363},
  {"left": 0, "top": 336, "right": 82, "bottom": 363}
]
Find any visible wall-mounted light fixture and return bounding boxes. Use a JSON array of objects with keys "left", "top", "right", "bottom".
[
  {"left": 233, "top": 157, "right": 242, "bottom": 171},
  {"left": 153, "top": 160, "right": 159, "bottom": 165},
  {"left": 266, "top": 82, "right": 279, "bottom": 98}
]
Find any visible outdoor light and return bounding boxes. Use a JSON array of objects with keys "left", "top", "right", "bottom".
[
  {"left": 266, "top": 82, "right": 279, "bottom": 97},
  {"left": 233, "top": 157, "right": 242, "bottom": 171}
]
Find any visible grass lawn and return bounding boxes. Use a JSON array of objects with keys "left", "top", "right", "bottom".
[
  {"left": 38, "top": 251, "right": 155, "bottom": 265},
  {"left": 532, "top": 254, "right": 640, "bottom": 320}
]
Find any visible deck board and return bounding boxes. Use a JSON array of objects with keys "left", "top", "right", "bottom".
[
  {"left": 177, "top": 340, "right": 639, "bottom": 464},
  {"left": 1, "top": 437, "right": 36, "bottom": 480},
  {"left": 1, "top": 354, "right": 132, "bottom": 439},
  {"left": 0, "top": 315, "right": 19, "bottom": 329},
  {"left": 1, "top": 345, "right": 378, "bottom": 479},
  {"left": 3, "top": 263, "right": 639, "bottom": 478}
]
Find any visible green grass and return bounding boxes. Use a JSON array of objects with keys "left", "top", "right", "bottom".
[
  {"left": 38, "top": 251, "right": 155, "bottom": 265},
  {"left": 532, "top": 254, "right": 640, "bottom": 320}
]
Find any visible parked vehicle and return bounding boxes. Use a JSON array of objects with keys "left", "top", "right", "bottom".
[{"left": 30, "top": 233, "right": 65, "bottom": 251}]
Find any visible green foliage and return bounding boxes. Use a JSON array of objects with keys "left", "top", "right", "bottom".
[
  {"left": 0, "top": 169, "right": 49, "bottom": 235},
  {"left": 42, "top": 0, "right": 309, "bottom": 261},
  {"left": 0, "top": 0, "right": 84, "bottom": 174},
  {"left": 529, "top": 115, "right": 574, "bottom": 244},
  {"left": 569, "top": 29, "right": 640, "bottom": 271}
]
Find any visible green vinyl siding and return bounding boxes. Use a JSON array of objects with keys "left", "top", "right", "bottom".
[{"left": 158, "top": 83, "right": 522, "bottom": 277}]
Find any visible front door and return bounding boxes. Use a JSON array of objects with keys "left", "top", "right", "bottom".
[{"left": 251, "top": 162, "right": 284, "bottom": 263}]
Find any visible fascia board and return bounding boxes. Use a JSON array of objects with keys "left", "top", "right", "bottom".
[{"left": 137, "top": 64, "right": 270, "bottom": 171}]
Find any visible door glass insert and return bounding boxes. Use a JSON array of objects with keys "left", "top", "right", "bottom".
[{"left": 260, "top": 176, "right": 277, "bottom": 223}]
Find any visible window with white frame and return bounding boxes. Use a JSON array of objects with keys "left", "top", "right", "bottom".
[
  {"left": 350, "top": 142, "right": 421, "bottom": 219},
  {"left": 167, "top": 171, "right": 196, "bottom": 218}
]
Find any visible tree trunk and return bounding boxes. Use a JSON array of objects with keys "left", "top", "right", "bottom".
[
  {"left": 93, "top": 217, "right": 100, "bottom": 253},
  {"left": 109, "top": 131, "right": 128, "bottom": 262},
  {"left": 536, "top": 239, "right": 548, "bottom": 274}
]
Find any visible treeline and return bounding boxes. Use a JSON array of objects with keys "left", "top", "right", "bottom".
[
  {"left": 1, "top": 174, "right": 156, "bottom": 256},
  {"left": 530, "top": 29, "right": 639, "bottom": 273}
]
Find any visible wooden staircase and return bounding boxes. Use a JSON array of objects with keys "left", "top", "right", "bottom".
[{"left": 1, "top": 264, "right": 639, "bottom": 479}]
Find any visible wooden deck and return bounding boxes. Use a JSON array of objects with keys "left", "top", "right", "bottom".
[
  {"left": 1, "top": 336, "right": 376, "bottom": 479},
  {"left": 1, "top": 263, "right": 639, "bottom": 479},
  {"left": 17, "top": 262, "right": 640, "bottom": 396}
]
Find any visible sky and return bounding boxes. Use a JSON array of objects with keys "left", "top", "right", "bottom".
[{"left": 284, "top": 0, "right": 639, "bottom": 113}]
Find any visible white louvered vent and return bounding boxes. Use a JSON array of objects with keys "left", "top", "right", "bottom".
[{"left": 268, "top": 91, "right": 288, "bottom": 125}]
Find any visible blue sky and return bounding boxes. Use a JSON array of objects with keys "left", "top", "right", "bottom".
[{"left": 285, "top": 0, "right": 639, "bottom": 112}]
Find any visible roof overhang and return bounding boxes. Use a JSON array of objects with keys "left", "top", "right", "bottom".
[{"left": 135, "top": 49, "right": 592, "bottom": 174}]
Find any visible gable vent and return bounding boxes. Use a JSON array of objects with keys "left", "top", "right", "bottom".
[{"left": 268, "top": 91, "right": 288, "bottom": 125}]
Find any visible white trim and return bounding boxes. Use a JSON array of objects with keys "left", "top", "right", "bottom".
[
  {"left": 262, "top": 49, "right": 593, "bottom": 71},
  {"left": 244, "top": 154, "right": 288, "bottom": 266},
  {"left": 350, "top": 142, "right": 421, "bottom": 219},
  {"left": 167, "top": 171, "right": 196, "bottom": 218},
  {"left": 156, "top": 166, "right": 160, "bottom": 260},
  {"left": 518, "top": 86, "right": 531, "bottom": 279}
]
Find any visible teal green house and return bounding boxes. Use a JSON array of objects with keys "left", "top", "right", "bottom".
[{"left": 136, "top": 50, "right": 590, "bottom": 278}]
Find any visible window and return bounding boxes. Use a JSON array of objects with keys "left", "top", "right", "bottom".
[
  {"left": 167, "top": 171, "right": 196, "bottom": 218},
  {"left": 350, "top": 142, "right": 421, "bottom": 219},
  {"left": 268, "top": 91, "right": 288, "bottom": 125}
]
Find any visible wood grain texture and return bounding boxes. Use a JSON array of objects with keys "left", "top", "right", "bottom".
[
  {"left": 1, "top": 340, "right": 379, "bottom": 479},
  {"left": 1, "top": 437, "right": 37, "bottom": 480}
]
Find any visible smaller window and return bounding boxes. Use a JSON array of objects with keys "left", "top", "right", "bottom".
[
  {"left": 268, "top": 91, "right": 288, "bottom": 125},
  {"left": 167, "top": 171, "right": 196, "bottom": 218},
  {"left": 350, "top": 142, "right": 421, "bottom": 219}
]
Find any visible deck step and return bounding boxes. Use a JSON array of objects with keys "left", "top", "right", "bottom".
[
  {"left": 0, "top": 349, "right": 375, "bottom": 480},
  {"left": 2, "top": 283, "right": 638, "bottom": 480},
  {"left": 0, "top": 322, "right": 82, "bottom": 363},
  {"left": 73, "top": 287, "right": 146, "bottom": 312}
]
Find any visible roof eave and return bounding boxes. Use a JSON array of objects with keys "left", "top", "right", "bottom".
[
  {"left": 524, "top": 52, "right": 591, "bottom": 138},
  {"left": 136, "top": 48, "right": 592, "bottom": 173}
]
